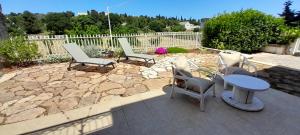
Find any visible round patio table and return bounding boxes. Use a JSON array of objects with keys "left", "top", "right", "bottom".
[{"left": 221, "top": 74, "right": 270, "bottom": 111}]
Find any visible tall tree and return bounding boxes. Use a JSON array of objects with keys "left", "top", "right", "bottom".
[
  {"left": 22, "top": 11, "right": 42, "bottom": 34},
  {"left": 0, "top": 4, "right": 8, "bottom": 39},
  {"left": 44, "top": 12, "right": 73, "bottom": 34},
  {"left": 279, "top": 0, "right": 296, "bottom": 26}
]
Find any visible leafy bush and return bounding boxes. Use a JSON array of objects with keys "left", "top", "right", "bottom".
[
  {"left": 274, "top": 27, "right": 300, "bottom": 44},
  {"left": 114, "top": 48, "right": 125, "bottom": 58},
  {"left": 202, "top": 9, "right": 285, "bottom": 53},
  {"left": 167, "top": 47, "right": 188, "bottom": 53},
  {"left": 46, "top": 54, "right": 70, "bottom": 63},
  {"left": 82, "top": 45, "right": 103, "bottom": 58},
  {"left": 0, "top": 37, "right": 39, "bottom": 66}
]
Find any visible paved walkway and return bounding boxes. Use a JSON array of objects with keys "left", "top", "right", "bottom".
[
  {"left": 1, "top": 81, "right": 299, "bottom": 135},
  {"left": 251, "top": 53, "right": 300, "bottom": 70}
]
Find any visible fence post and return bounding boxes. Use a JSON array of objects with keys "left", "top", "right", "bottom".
[
  {"left": 195, "top": 32, "right": 199, "bottom": 48},
  {"left": 172, "top": 33, "right": 175, "bottom": 47},
  {"left": 65, "top": 35, "right": 69, "bottom": 44}
]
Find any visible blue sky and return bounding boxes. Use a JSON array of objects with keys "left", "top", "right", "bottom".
[{"left": 1, "top": 0, "right": 300, "bottom": 19}]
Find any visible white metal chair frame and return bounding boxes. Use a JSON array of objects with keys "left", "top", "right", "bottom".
[
  {"left": 170, "top": 60, "right": 216, "bottom": 111},
  {"left": 217, "top": 51, "right": 258, "bottom": 76}
]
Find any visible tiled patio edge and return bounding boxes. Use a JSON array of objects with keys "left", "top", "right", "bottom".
[{"left": 0, "top": 90, "right": 165, "bottom": 135}]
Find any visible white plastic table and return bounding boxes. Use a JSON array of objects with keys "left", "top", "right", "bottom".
[{"left": 221, "top": 75, "right": 270, "bottom": 111}]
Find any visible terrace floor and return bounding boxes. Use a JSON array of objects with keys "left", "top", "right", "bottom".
[
  {"left": 1, "top": 80, "right": 300, "bottom": 135},
  {"left": 0, "top": 52, "right": 299, "bottom": 134}
]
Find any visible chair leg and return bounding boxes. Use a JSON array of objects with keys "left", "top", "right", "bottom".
[
  {"left": 170, "top": 79, "right": 176, "bottom": 99},
  {"left": 212, "top": 85, "right": 216, "bottom": 97},
  {"left": 200, "top": 95, "right": 205, "bottom": 112},
  {"left": 67, "top": 59, "right": 74, "bottom": 71}
]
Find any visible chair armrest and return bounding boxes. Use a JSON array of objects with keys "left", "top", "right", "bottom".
[{"left": 241, "top": 57, "right": 258, "bottom": 76}]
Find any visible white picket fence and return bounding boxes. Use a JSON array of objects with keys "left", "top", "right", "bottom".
[{"left": 28, "top": 32, "right": 202, "bottom": 60}]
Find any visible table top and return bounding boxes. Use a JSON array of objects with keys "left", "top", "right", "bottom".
[{"left": 224, "top": 74, "right": 270, "bottom": 91}]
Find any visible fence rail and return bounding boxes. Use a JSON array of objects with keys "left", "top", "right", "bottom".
[{"left": 28, "top": 32, "right": 202, "bottom": 60}]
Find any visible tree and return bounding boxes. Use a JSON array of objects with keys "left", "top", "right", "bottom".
[
  {"left": 22, "top": 11, "right": 42, "bottom": 34},
  {"left": 279, "top": 0, "right": 296, "bottom": 26},
  {"left": 171, "top": 25, "right": 186, "bottom": 32},
  {"left": 44, "top": 12, "right": 73, "bottom": 34},
  {"left": 0, "top": 4, "right": 8, "bottom": 39},
  {"left": 149, "top": 20, "right": 166, "bottom": 32}
]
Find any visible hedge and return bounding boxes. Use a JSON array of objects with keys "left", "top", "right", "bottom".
[{"left": 202, "top": 9, "right": 285, "bottom": 53}]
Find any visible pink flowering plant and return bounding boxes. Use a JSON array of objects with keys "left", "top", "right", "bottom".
[{"left": 155, "top": 47, "right": 167, "bottom": 55}]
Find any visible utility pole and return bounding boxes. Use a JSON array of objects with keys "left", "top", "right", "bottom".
[{"left": 106, "top": 6, "right": 113, "bottom": 50}]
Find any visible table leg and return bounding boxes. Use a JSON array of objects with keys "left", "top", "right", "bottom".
[{"left": 233, "top": 86, "right": 254, "bottom": 104}]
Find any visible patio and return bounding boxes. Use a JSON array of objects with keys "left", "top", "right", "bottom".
[
  {"left": 0, "top": 53, "right": 216, "bottom": 125},
  {"left": 0, "top": 51, "right": 300, "bottom": 134},
  {"left": 0, "top": 79, "right": 299, "bottom": 135}
]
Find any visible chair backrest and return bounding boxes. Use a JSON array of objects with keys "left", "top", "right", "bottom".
[
  {"left": 218, "top": 50, "right": 241, "bottom": 67},
  {"left": 118, "top": 38, "right": 135, "bottom": 55},
  {"left": 63, "top": 43, "right": 89, "bottom": 61},
  {"left": 172, "top": 56, "right": 193, "bottom": 78}
]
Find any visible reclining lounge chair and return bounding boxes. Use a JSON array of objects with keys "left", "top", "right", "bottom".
[
  {"left": 63, "top": 43, "right": 115, "bottom": 71},
  {"left": 118, "top": 38, "right": 155, "bottom": 65}
]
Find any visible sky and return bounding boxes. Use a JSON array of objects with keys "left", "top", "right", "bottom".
[{"left": 1, "top": 0, "right": 300, "bottom": 19}]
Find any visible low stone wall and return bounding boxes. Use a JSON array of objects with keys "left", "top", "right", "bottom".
[
  {"left": 254, "top": 62, "right": 300, "bottom": 97},
  {"left": 261, "top": 44, "right": 288, "bottom": 55}
]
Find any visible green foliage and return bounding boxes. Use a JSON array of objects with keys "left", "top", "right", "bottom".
[
  {"left": 279, "top": 0, "right": 300, "bottom": 27},
  {"left": 202, "top": 9, "right": 285, "bottom": 53},
  {"left": 275, "top": 27, "right": 300, "bottom": 44},
  {"left": 0, "top": 37, "right": 40, "bottom": 66},
  {"left": 114, "top": 48, "right": 125, "bottom": 58},
  {"left": 193, "top": 28, "right": 200, "bottom": 32},
  {"left": 171, "top": 25, "right": 186, "bottom": 32},
  {"left": 149, "top": 20, "right": 166, "bottom": 32},
  {"left": 82, "top": 45, "right": 103, "bottom": 58},
  {"left": 43, "top": 12, "right": 73, "bottom": 34},
  {"left": 5, "top": 10, "right": 192, "bottom": 35},
  {"left": 167, "top": 47, "right": 188, "bottom": 53},
  {"left": 46, "top": 54, "right": 70, "bottom": 63},
  {"left": 22, "top": 11, "right": 42, "bottom": 34}
]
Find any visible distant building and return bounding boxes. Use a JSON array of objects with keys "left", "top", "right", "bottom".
[
  {"left": 77, "top": 12, "right": 88, "bottom": 16},
  {"left": 179, "top": 21, "right": 200, "bottom": 31}
]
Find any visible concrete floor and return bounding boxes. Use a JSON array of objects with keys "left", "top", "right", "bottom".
[
  {"left": 251, "top": 53, "right": 300, "bottom": 70},
  {"left": 20, "top": 80, "right": 300, "bottom": 135}
]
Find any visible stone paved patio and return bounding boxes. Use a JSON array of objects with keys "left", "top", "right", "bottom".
[{"left": 0, "top": 53, "right": 217, "bottom": 125}]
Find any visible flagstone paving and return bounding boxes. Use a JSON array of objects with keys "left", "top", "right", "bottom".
[{"left": 0, "top": 53, "right": 217, "bottom": 125}]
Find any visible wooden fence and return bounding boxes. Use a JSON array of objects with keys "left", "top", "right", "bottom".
[{"left": 27, "top": 32, "right": 202, "bottom": 60}]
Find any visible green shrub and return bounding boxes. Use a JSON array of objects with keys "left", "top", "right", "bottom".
[
  {"left": 0, "top": 37, "right": 40, "bottom": 66},
  {"left": 202, "top": 9, "right": 285, "bottom": 53},
  {"left": 82, "top": 45, "right": 103, "bottom": 58},
  {"left": 167, "top": 47, "right": 188, "bottom": 53},
  {"left": 46, "top": 54, "right": 70, "bottom": 63},
  {"left": 114, "top": 48, "right": 125, "bottom": 58},
  {"left": 274, "top": 27, "right": 300, "bottom": 44}
]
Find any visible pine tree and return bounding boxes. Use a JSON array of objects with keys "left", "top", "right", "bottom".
[
  {"left": 0, "top": 4, "right": 8, "bottom": 39},
  {"left": 279, "top": 0, "right": 296, "bottom": 26}
]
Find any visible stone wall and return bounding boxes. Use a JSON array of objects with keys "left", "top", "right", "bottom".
[{"left": 255, "top": 62, "right": 300, "bottom": 97}]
